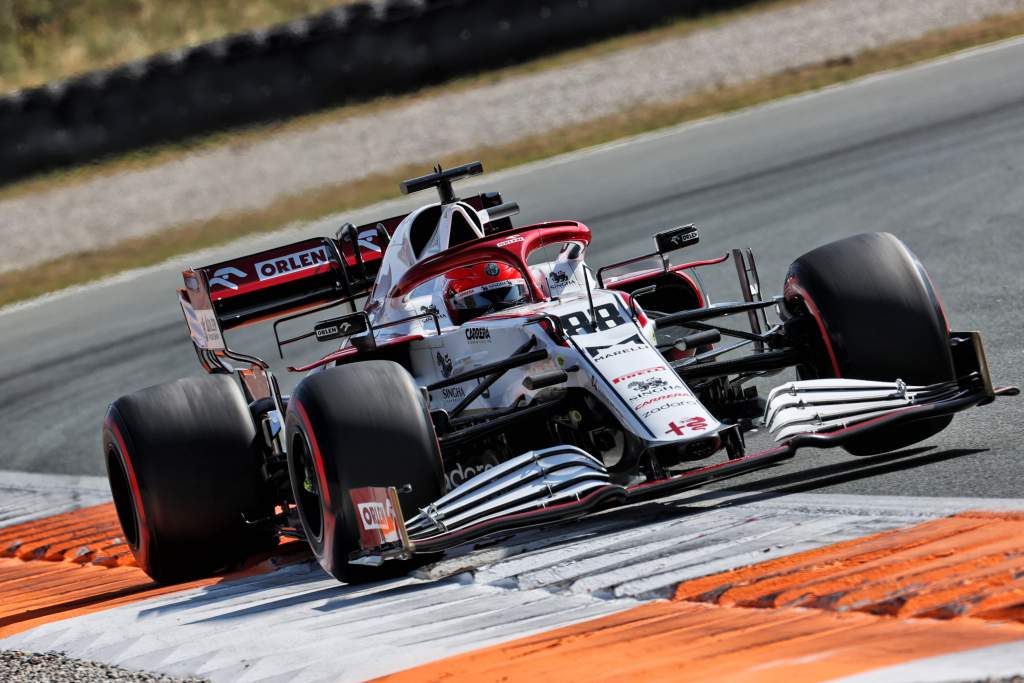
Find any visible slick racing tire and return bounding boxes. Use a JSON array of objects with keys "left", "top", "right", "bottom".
[
  {"left": 285, "top": 361, "right": 444, "bottom": 583},
  {"left": 784, "top": 232, "right": 955, "bottom": 456},
  {"left": 103, "top": 375, "right": 276, "bottom": 584}
]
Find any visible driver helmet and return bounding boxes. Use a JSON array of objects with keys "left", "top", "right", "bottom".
[{"left": 445, "top": 262, "right": 529, "bottom": 324}]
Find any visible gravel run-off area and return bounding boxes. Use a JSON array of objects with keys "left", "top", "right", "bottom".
[
  {"left": 0, "top": 650, "right": 207, "bottom": 683},
  {"left": 2, "top": 0, "right": 1023, "bottom": 274},
  {"left": 2, "top": 5, "right": 1024, "bottom": 679}
]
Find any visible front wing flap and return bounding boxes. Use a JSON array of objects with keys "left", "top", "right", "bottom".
[{"left": 349, "top": 374, "right": 1005, "bottom": 566}]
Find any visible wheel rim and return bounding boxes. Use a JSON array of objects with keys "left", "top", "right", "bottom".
[{"left": 290, "top": 430, "right": 324, "bottom": 543}]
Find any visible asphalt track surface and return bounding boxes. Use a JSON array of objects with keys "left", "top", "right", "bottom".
[{"left": 1, "top": 38, "right": 1022, "bottom": 501}]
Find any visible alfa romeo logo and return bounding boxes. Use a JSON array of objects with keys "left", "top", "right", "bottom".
[{"left": 437, "top": 352, "right": 453, "bottom": 378}]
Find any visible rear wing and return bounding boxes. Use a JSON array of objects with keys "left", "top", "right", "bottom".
[{"left": 178, "top": 192, "right": 511, "bottom": 359}]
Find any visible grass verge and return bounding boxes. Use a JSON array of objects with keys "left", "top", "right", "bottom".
[
  {"left": 0, "top": 0, "right": 356, "bottom": 93},
  {"left": 2, "top": 10, "right": 1023, "bottom": 309}
]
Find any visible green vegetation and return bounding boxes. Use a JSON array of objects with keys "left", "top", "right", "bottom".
[{"left": 0, "top": 0, "right": 352, "bottom": 92}]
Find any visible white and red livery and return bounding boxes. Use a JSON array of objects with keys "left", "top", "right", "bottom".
[{"left": 103, "top": 162, "right": 1015, "bottom": 583}]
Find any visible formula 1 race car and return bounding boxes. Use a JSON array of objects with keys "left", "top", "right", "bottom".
[{"left": 103, "top": 162, "right": 1016, "bottom": 583}]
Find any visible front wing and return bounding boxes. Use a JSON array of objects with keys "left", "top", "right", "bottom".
[{"left": 350, "top": 363, "right": 1012, "bottom": 566}]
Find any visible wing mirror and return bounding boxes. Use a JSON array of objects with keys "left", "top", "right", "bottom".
[
  {"left": 596, "top": 224, "right": 700, "bottom": 287},
  {"left": 314, "top": 311, "right": 370, "bottom": 343},
  {"left": 655, "top": 224, "right": 699, "bottom": 254}
]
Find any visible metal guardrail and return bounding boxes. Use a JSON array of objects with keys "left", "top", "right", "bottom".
[{"left": 0, "top": 0, "right": 744, "bottom": 183}]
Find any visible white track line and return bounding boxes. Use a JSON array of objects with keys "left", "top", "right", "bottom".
[
  {"left": 831, "top": 641, "right": 1024, "bottom": 683},
  {"left": 0, "top": 470, "right": 110, "bottom": 528}
]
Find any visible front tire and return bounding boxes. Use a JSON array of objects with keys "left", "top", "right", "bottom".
[
  {"left": 784, "top": 232, "right": 954, "bottom": 455},
  {"left": 103, "top": 375, "right": 275, "bottom": 583},
  {"left": 285, "top": 361, "right": 444, "bottom": 583}
]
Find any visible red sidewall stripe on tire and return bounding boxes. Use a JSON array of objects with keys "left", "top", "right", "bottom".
[
  {"left": 784, "top": 277, "right": 842, "bottom": 377},
  {"left": 290, "top": 400, "right": 332, "bottom": 508},
  {"left": 104, "top": 416, "right": 149, "bottom": 539}
]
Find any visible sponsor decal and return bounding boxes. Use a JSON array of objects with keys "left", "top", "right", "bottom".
[
  {"left": 451, "top": 279, "right": 528, "bottom": 306},
  {"left": 436, "top": 352, "right": 453, "bottom": 378},
  {"left": 629, "top": 378, "right": 668, "bottom": 392},
  {"left": 479, "top": 279, "right": 526, "bottom": 293},
  {"left": 627, "top": 377, "right": 670, "bottom": 398},
  {"left": 665, "top": 416, "right": 709, "bottom": 436},
  {"left": 314, "top": 314, "right": 367, "bottom": 342},
  {"left": 558, "top": 303, "right": 626, "bottom": 336},
  {"left": 464, "top": 327, "right": 491, "bottom": 342},
  {"left": 444, "top": 461, "right": 495, "bottom": 491},
  {"left": 495, "top": 235, "right": 525, "bottom": 248},
  {"left": 255, "top": 245, "right": 330, "bottom": 281},
  {"left": 441, "top": 386, "right": 466, "bottom": 401},
  {"left": 357, "top": 500, "right": 397, "bottom": 533},
  {"left": 585, "top": 333, "right": 644, "bottom": 359},
  {"left": 359, "top": 227, "right": 383, "bottom": 253},
  {"left": 315, "top": 325, "right": 339, "bottom": 340},
  {"left": 613, "top": 365, "right": 666, "bottom": 384},
  {"left": 641, "top": 399, "right": 696, "bottom": 419},
  {"left": 634, "top": 392, "right": 692, "bottom": 411},
  {"left": 337, "top": 222, "right": 383, "bottom": 254},
  {"left": 208, "top": 266, "right": 247, "bottom": 290},
  {"left": 349, "top": 487, "right": 401, "bottom": 548},
  {"left": 548, "top": 270, "right": 570, "bottom": 287},
  {"left": 655, "top": 224, "right": 700, "bottom": 253}
]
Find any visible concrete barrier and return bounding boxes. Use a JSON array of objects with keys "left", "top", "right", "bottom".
[{"left": 0, "top": 0, "right": 745, "bottom": 182}]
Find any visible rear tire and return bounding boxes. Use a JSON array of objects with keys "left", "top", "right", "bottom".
[
  {"left": 285, "top": 361, "right": 444, "bottom": 583},
  {"left": 784, "top": 232, "right": 954, "bottom": 455},
  {"left": 103, "top": 375, "right": 275, "bottom": 583}
]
